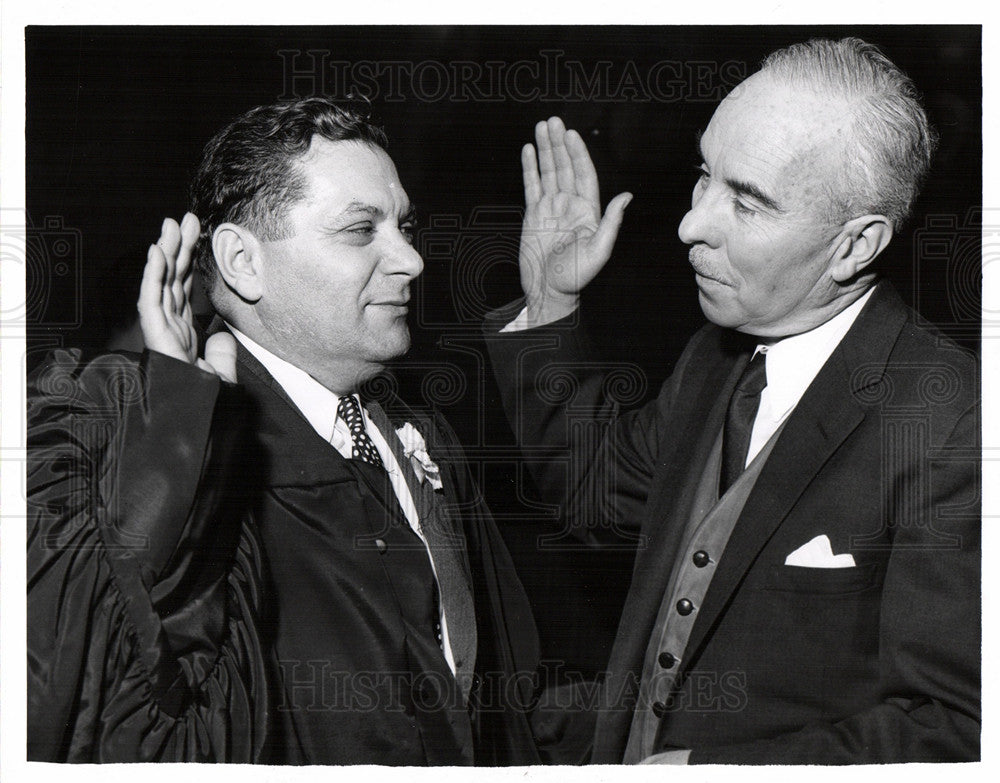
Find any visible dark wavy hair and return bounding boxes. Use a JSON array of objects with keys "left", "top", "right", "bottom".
[{"left": 190, "top": 97, "right": 388, "bottom": 290}]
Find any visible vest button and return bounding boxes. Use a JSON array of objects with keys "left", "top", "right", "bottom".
[
  {"left": 652, "top": 701, "right": 667, "bottom": 719},
  {"left": 658, "top": 651, "right": 677, "bottom": 669},
  {"left": 676, "top": 598, "right": 694, "bottom": 616},
  {"left": 692, "top": 550, "right": 710, "bottom": 567},
  {"left": 375, "top": 539, "right": 388, "bottom": 553}
]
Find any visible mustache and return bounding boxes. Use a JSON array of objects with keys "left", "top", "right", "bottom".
[{"left": 687, "top": 248, "right": 731, "bottom": 285}]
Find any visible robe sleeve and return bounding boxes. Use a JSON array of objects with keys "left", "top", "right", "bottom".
[{"left": 27, "top": 348, "right": 271, "bottom": 762}]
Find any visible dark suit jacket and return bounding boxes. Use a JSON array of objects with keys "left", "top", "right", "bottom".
[
  {"left": 485, "top": 282, "right": 980, "bottom": 764},
  {"left": 27, "top": 344, "right": 540, "bottom": 765}
]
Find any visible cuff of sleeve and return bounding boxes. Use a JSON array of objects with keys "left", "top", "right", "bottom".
[
  {"left": 484, "top": 298, "right": 582, "bottom": 335},
  {"left": 499, "top": 305, "right": 532, "bottom": 333}
]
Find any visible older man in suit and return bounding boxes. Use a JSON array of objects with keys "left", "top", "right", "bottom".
[
  {"left": 28, "top": 98, "right": 539, "bottom": 764},
  {"left": 486, "top": 37, "right": 979, "bottom": 763}
]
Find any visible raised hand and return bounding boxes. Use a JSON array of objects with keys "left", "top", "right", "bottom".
[
  {"left": 518, "top": 116, "right": 632, "bottom": 325},
  {"left": 137, "top": 213, "right": 236, "bottom": 382}
]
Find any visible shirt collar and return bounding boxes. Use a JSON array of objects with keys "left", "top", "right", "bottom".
[
  {"left": 755, "top": 288, "right": 875, "bottom": 420},
  {"left": 228, "top": 324, "right": 349, "bottom": 443}
]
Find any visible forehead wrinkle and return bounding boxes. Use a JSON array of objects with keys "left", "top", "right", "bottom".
[
  {"left": 709, "top": 132, "right": 790, "bottom": 211},
  {"left": 300, "top": 136, "right": 407, "bottom": 198},
  {"left": 347, "top": 197, "right": 416, "bottom": 213},
  {"left": 725, "top": 100, "right": 853, "bottom": 217},
  {"left": 341, "top": 201, "right": 380, "bottom": 216},
  {"left": 707, "top": 71, "right": 862, "bottom": 230}
]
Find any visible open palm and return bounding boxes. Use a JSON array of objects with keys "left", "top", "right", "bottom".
[
  {"left": 137, "top": 213, "right": 236, "bottom": 382},
  {"left": 519, "top": 117, "right": 632, "bottom": 324}
]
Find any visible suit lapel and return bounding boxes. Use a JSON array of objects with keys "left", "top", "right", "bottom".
[
  {"left": 679, "top": 282, "right": 910, "bottom": 672},
  {"left": 628, "top": 346, "right": 741, "bottom": 619},
  {"left": 231, "top": 339, "right": 405, "bottom": 523},
  {"left": 366, "top": 400, "right": 439, "bottom": 535},
  {"left": 368, "top": 396, "right": 475, "bottom": 581}
]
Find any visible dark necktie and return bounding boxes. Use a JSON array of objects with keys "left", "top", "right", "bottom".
[
  {"left": 337, "top": 395, "right": 384, "bottom": 468},
  {"left": 720, "top": 351, "right": 768, "bottom": 494}
]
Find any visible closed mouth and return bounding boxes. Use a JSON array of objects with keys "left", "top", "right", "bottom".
[
  {"left": 688, "top": 252, "right": 730, "bottom": 286},
  {"left": 693, "top": 270, "right": 727, "bottom": 285}
]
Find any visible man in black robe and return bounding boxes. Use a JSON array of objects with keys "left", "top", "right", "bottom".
[{"left": 27, "top": 98, "right": 539, "bottom": 764}]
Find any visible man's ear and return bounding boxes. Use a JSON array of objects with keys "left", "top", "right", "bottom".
[
  {"left": 212, "top": 223, "right": 264, "bottom": 303},
  {"left": 829, "top": 215, "right": 894, "bottom": 283}
]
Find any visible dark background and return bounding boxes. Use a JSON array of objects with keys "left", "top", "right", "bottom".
[{"left": 25, "top": 25, "right": 982, "bottom": 678}]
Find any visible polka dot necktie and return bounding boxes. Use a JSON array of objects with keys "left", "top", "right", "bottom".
[{"left": 337, "top": 395, "right": 384, "bottom": 469}]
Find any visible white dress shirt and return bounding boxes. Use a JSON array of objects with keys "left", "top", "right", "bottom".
[
  {"left": 744, "top": 288, "right": 873, "bottom": 466},
  {"left": 228, "top": 325, "right": 457, "bottom": 674}
]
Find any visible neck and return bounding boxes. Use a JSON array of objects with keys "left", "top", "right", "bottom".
[
  {"left": 746, "top": 277, "right": 877, "bottom": 342},
  {"left": 227, "top": 319, "right": 380, "bottom": 395}
]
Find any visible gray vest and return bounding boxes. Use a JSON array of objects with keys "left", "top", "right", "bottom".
[{"left": 623, "top": 422, "right": 785, "bottom": 762}]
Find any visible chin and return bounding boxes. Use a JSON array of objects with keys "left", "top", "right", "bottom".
[
  {"left": 698, "top": 292, "right": 741, "bottom": 329},
  {"left": 375, "top": 330, "right": 412, "bottom": 363}
]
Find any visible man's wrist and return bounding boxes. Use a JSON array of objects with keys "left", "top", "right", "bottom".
[
  {"left": 522, "top": 294, "right": 580, "bottom": 329},
  {"left": 501, "top": 299, "right": 580, "bottom": 333}
]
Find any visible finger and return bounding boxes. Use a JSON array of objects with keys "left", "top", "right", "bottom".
[
  {"left": 565, "top": 129, "right": 601, "bottom": 209},
  {"left": 204, "top": 332, "right": 238, "bottom": 383},
  {"left": 521, "top": 143, "right": 542, "bottom": 206},
  {"left": 182, "top": 261, "right": 195, "bottom": 302},
  {"left": 535, "top": 120, "right": 558, "bottom": 194},
  {"left": 547, "top": 117, "right": 576, "bottom": 194},
  {"left": 163, "top": 282, "right": 177, "bottom": 317},
  {"left": 172, "top": 213, "right": 200, "bottom": 313},
  {"left": 175, "top": 212, "right": 200, "bottom": 280},
  {"left": 138, "top": 243, "right": 167, "bottom": 324},
  {"left": 590, "top": 192, "right": 633, "bottom": 262},
  {"left": 157, "top": 218, "right": 181, "bottom": 292}
]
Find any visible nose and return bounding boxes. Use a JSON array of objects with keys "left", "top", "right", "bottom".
[
  {"left": 677, "top": 184, "right": 720, "bottom": 247},
  {"left": 383, "top": 235, "right": 424, "bottom": 280}
]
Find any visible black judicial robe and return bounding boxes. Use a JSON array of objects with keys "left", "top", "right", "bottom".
[{"left": 27, "top": 347, "right": 540, "bottom": 765}]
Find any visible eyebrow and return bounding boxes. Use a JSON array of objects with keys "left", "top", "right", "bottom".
[
  {"left": 725, "top": 177, "right": 783, "bottom": 213},
  {"left": 338, "top": 201, "right": 418, "bottom": 220},
  {"left": 339, "top": 201, "right": 381, "bottom": 218},
  {"left": 696, "top": 134, "right": 784, "bottom": 214}
]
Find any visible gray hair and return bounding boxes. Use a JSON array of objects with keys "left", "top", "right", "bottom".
[{"left": 761, "top": 37, "right": 936, "bottom": 229}]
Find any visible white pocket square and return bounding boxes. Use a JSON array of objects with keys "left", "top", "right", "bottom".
[{"left": 784, "top": 534, "right": 856, "bottom": 568}]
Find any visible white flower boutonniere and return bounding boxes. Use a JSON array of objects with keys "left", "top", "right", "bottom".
[{"left": 395, "top": 422, "right": 443, "bottom": 491}]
